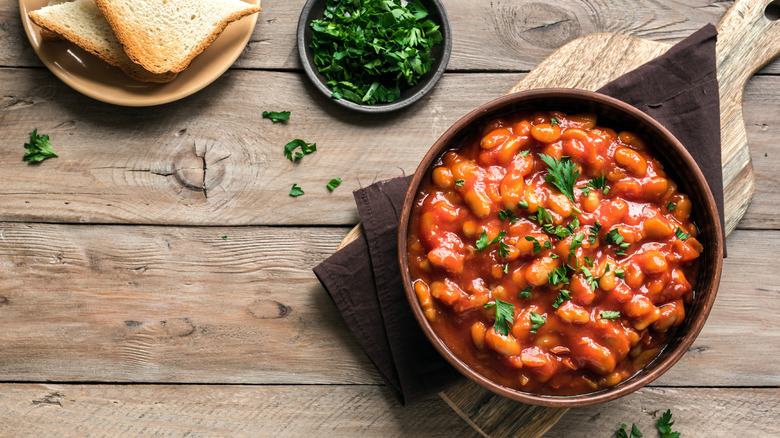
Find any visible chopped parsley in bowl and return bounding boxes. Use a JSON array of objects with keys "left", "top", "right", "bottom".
[{"left": 297, "top": 0, "right": 452, "bottom": 113}]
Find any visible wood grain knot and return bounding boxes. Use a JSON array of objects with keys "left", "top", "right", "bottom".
[
  {"left": 31, "top": 392, "right": 64, "bottom": 407},
  {"left": 490, "top": 1, "right": 580, "bottom": 50},
  {"left": 247, "top": 299, "right": 292, "bottom": 319},
  {"left": 0, "top": 296, "right": 8, "bottom": 306}
]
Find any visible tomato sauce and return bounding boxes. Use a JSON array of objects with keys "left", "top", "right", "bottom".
[{"left": 407, "top": 110, "right": 702, "bottom": 396}]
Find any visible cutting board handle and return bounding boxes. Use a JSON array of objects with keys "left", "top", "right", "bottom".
[{"left": 717, "top": 0, "right": 780, "bottom": 91}]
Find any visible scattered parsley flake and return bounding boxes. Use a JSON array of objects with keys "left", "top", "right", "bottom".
[
  {"left": 503, "top": 263, "right": 509, "bottom": 274},
  {"left": 484, "top": 298, "right": 515, "bottom": 336},
  {"left": 667, "top": 202, "right": 677, "bottom": 211},
  {"left": 614, "top": 267, "right": 626, "bottom": 279},
  {"left": 524, "top": 235, "right": 542, "bottom": 255},
  {"left": 552, "top": 289, "right": 571, "bottom": 309},
  {"left": 550, "top": 117, "right": 559, "bottom": 126},
  {"left": 517, "top": 199, "right": 529, "bottom": 209},
  {"left": 23, "top": 129, "right": 58, "bottom": 163},
  {"left": 326, "top": 177, "right": 343, "bottom": 191},
  {"left": 498, "top": 209, "right": 517, "bottom": 222},
  {"left": 615, "top": 423, "right": 643, "bottom": 438},
  {"left": 584, "top": 256, "right": 594, "bottom": 267},
  {"left": 657, "top": 409, "right": 680, "bottom": 438},
  {"left": 517, "top": 286, "right": 532, "bottom": 299},
  {"left": 221, "top": 236, "right": 228, "bottom": 240},
  {"left": 289, "top": 183, "right": 305, "bottom": 197},
  {"left": 600, "top": 310, "right": 621, "bottom": 320},
  {"left": 539, "top": 154, "right": 579, "bottom": 202},
  {"left": 455, "top": 179, "right": 465, "bottom": 187},
  {"left": 498, "top": 241, "right": 511, "bottom": 258},
  {"left": 475, "top": 230, "right": 506, "bottom": 251},
  {"left": 569, "top": 232, "right": 584, "bottom": 260},
  {"left": 548, "top": 265, "right": 574, "bottom": 286},
  {"left": 588, "top": 221, "right": 602, "bottom": 244},
  {"left": 529, "top": 311, "right": 546, "bottom": 333},
  {"left": 284, "top": 139, "right": 317, "bottom": 161},
  {"left": 606, "top": 228, "right": 630, "bottom": 256},
  {"left": 675, "top": 227, "right": 690, "bottom": 240},
  {"left": 582, "top": 266, "right": 600, "bottom": 290},
  {"left": 262, "top": 110, "right": 291, "bottom": 123},
  {"left": 518, "top": 150, "right": 531, "bottom": 157}
]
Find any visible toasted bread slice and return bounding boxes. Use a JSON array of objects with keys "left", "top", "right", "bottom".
[
  {"left": 29, "top": 0, "right": 177, "bottom": 83},
  {"left": 95, "top": 0, "right": 260, "bottom": 74},
  {"left": 39, "top": 0, "right": 70, "bottom": 41}
]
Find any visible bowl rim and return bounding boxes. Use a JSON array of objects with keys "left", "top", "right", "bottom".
[
  {"left": 397, "top": 88, "right": 724, "bottom": 407},
  {"left": 296, "top": 0, "right": 452, "bottom": 113}
]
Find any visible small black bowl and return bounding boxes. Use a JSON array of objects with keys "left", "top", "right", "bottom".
[{"left": 297, "top": 0, "right": 452, "bottom": 113}]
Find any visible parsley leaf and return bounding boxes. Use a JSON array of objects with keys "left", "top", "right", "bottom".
[
  {"left": 326, "top": 177, "right": 342, "bottom": 191},
  {"left": 484, "top": 298, "right": 514, "bottom": 336},
  {"left": 284, "top": 139, "right": 317, "bottom": 161},
  {"left": 309, "top": 0, "right": 444, "bottom": 105},
  {"left": 614, "top": 267, "right": 625, "bottom": 279},
  {"left": 548, "top": 265, "right": 574, "bottom": 286},
  {"left": 518, "top": 150, "right": 531, "bottom": 157},
  {"left": 581, "top": 266, "right": 600, "bottom": 290},
  {"left": 455, "top": 179, "right": 465, "bottom": 187},
  {"left": 289, "top": 184, "right": 305, "bottom": 197},
  {"left": 675, "top": 227, "right": 690, "bottom": 240},
  {"left": 606, "top": 228, "right": 630, "bottom": 256},
  {"left": 600, "top": 310, "right": 621, "bottom": 320},
  {"left": 667, "top": 202, "right": 677, "bottom": 211},
  {"left": 539, "top": 154, "right": 580, "bottom": 202},
  {"left": 657, "top": 409, "right": 680, "bottom": 438},
  {"left": 503, "top": 263, "right": 509, "bottom": 274},
  {"left": 475, "top": 230, "right": 506, "bottom": 251},
  {"left": 23, "top": 129, "right": 58, "bottom": 163},
  {"left": 498, "top": 209, "right": 518, "bottom": 222},
  {"left": 550, "top": 117, "right": 559, "bottom": 126},
  {"left": 552, "top": 289, "right": 571, "bottom": 309},
  {"left": 221, "top": 236, "right": 228, "bottom": 240},
  {"left": 568, "top": 232, "right": 584, "bottom": 260},
  {"left": 524, "top": 235, "right": 542, "bottom": 254},
  {"left": 498, "top": 240, "right": 511, "bottom": 258},
  {"left": 529, "top": 311, "right": 546, "bottom": 333},
  {"left": 262, "top": 111, "right": 291, "bottom": 123},
  {"left": 518, "top": 286, "right": 532, "bottom": 299},
  {"left": 615, "top": 423, "right": 643, "bottom": 438},
  {"left": 517, "top": 199, "right": 529, "bottom": 209},
  {"left": 588, "top": 221, "right": 602, "bottom": 244}
]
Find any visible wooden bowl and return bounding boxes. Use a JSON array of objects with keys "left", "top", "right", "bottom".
[
  {"left": 297, "top": 0, "right": 452, "bottom": 113},
  {"left": 397, "top": 89, "right": 724, "bottom": 407}
]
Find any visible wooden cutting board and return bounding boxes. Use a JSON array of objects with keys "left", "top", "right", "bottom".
[{"left": 339, "top": 0, "right": 780, "bottom": 436}]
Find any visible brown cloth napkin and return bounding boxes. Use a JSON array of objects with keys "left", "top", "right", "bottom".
[{"left": 313, "top": 24, "right": 723, "bottom": 405}]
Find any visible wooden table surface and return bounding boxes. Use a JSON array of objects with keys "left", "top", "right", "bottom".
[{"left": 1, "top": 0, "right": 779, "bottom": 436}]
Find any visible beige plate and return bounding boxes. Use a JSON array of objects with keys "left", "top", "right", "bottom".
[{"left": 19, "top": 0, "right": 261, "bottom": 106}]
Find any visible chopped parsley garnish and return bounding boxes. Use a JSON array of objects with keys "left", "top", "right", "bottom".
[
  {"left": 551, "top": 218, "right": 579, "bottom": 240},
  {"left": 552, "top": 289, "right": 571, "bottom": 309},
  {"left": 498, "top": 241, "right": 511, "bottom": 258},
  {"left": 524, "top": 235, "right": 542, "bottom": 254},
  {"left": 289, "top": 183, "right": 305, "bottom": 197},
  {"left": 484, "top": 299, "right": 514, "bottom": 336},
  {"left": 498, "top": 209, "right": 518, "bottom": 222},
  {"left": 588, "top": 221, "right": 602, "bottom": 244},
  {"left": 548, "top": 264, "right": 575, "bottom": 286},
  {"left": 615, "top": 423, "right": 643, "bottom": 438},
  {"left": 539, "top": 154, "right": 579, "bottom": 202},
  {"left": 606, "top": 228, "right": 630, "bottom": 256},
  {"left": 569, "top": 232, "right": 584, "bottom": 260},
  {"left": 517, "top": 286, "right": 532, "bottom": 299},
  {"left": 23, "top": 129, "right": 58, "bottom": 163},
  {"left": 657, "top": 409, "right": 681, "bottom": 438},
  {"left": 600, "top": 310, "right": 621, "bottom": 320},
  {"left": 550, "top": 117, "right": 559, "bottom": 126},
  {"left": 675, "top": 227, "right": 690, "bottom": 240},
  {"left": 309, "top": 0, "right": 444, "bottom": 105},
  {"left": 667, "top": 202, "right": 677, "bottom": 211},
  {"left": 550, "top": 254, "right": 559, "bottom": 259},
  {"left": 326, "top": 177, "right": 342, "bottom": 191},
  {"left": 518, "top": 150, "right": 531, "bottom": 157},
  {"left": 474, "top": 230, "right": 506, "bottom": 251},
  {"left": 614, "top": 267, "right": 625, "bottom": 279},
  {"left": 455, "top": 179, "right": 465, "bottom": 187},
  {"left": 584, "top": 256, "right": 594, "bottom": 267},
  {"left": 283, "top": 139, "right": 317, "bottom": 161},
  {"left": 517, "top": 199, "right": 529, "bottom": 209},
  {"left": 503, "top": 263, "right": 509, "bottom": 274},
  {"left": 544, "top": 240, "right": 552, "bottom": 249},
  {"left": 580, "top": 173, "right": 610, "bottom": 197},
  {"left": 221, "top": 236, "right": 228, "bottom": 240},
  {"left": 581, "top": 266, "right": 601, "bottom": 290},
  {"left": 529, "top": 311, "right": 546, "bottom": 333},
  {"left": 262, "top": 110, "right": 291, "bottom": 123},
  {"left": 581, "top": 186, "right": 591, "bottom": 197}
]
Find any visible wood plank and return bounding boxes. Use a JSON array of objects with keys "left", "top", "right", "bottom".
[
  {"left": 0, "top": 223, "right": 778, "bottom": 387},
  {"left": 1, "top": 69, "right": 778, "bottom": 227},
  {"left": 545, "top": 387, "right": 780, "bottom": 437},
  {"left": 0, "top": 384, "right": 775, "bottom": 437},
  {"left": 0, "top": 383, "right": 479, "bottom": 437},
  {"left": 5, "top": 0, "right": 780, "bottom": 74}
]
